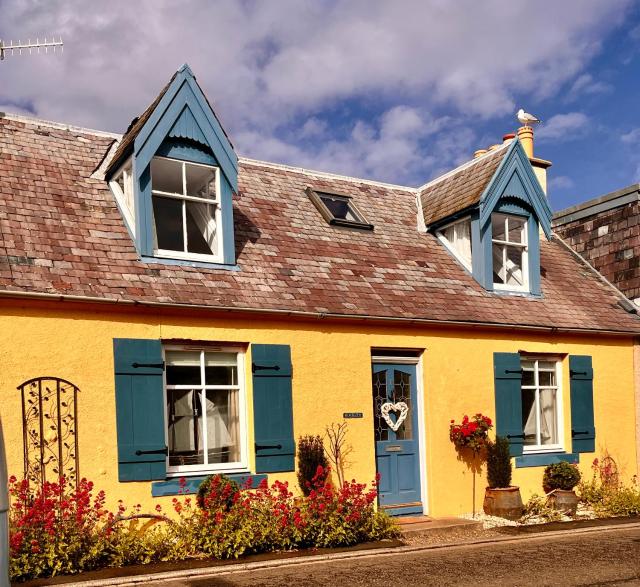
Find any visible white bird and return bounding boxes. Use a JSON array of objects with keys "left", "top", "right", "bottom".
[{"left": 517, "top": 108, "right": 541, "bottom": 127}]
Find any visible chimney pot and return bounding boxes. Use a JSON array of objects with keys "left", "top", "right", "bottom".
[
  {"left": 517, "top": 126, "right": 534, "bottom": 158},
  {"left": 502, "top": 133, "right": 516, "bottom": 145}
]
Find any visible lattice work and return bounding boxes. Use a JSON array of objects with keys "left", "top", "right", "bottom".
[
  {"left": 373, "top": 370, "right": 388, "bottom": 442},
  {"left": 18, "top": 377, "right": 80, "bottom": 488}
]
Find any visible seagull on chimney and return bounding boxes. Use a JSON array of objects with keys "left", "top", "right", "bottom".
[{"left": 517, "top": 108, "right": 541, "bottom": 127}]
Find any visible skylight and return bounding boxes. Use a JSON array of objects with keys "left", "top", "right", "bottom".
[{"left": 306, "top": 188, "right": 373, "bottom": 230}]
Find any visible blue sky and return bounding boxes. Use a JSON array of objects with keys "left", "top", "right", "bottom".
[{"left": 1, "top": 0, "right": 639, "bottom": 211}]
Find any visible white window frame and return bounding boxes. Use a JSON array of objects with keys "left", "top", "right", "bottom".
[
  {"left": 163, "top": 345, "right": 248, "bottom": 476},
  {"left": 151, "top": 156, "right": 224, "bottom": 264},
  {"left": 108, "top": 157, "right": 136, "bottom": 237},
  {"left": 521, "top": 356, "right": 564, "bottom": 455},
  {"left": 492, "top": 213, "right": 529, "bottom": 292},
  {"left": 437, "top": 216, "right": 473, "bottom": 272}
]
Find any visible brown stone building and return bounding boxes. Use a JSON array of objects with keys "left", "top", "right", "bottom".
[{"left": 553, "top": 184, "right": 640, "bottom": 305}]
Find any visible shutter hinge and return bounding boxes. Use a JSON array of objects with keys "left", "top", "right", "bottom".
[
  {"left": 255, "top": 443, "right": 283, "bottom": 451},
  {"left": 570, "top": 370, "right": 588, "bottom": 377},
  {"left": 506, "top": 433, "right": 525, "bottom": 439},
  {"left": 135, "top": 446, "right": 168, "bottom": 456},
  {"left": 505, "top": 369, "right": 523, "bottom": 374},
  {"left": 132, "top": 361, "right": 165, "bottom": 370},
  {"left": 571, "top": 429, "right": 590, "bottom": 437},
  {"left": 252, "top": 363, "right": 281, "bottom": 373}
]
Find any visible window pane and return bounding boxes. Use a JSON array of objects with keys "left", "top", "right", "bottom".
[
  {"left": 521, "top": 368, "right": 535, "bottom": 387},
  {"left": 320, "top": 194, "right": 360, "bottom": 222},
  {"left": 151, "top": 157, "right": 184, "bottom": 194},
  {"left": 153, "top": 196, "right": 184, "bottom": 252},
  {"left": 492, "top": 214, "right": 507, "bottom": 241},
  {"left": 538, "top": 370, "right": 556, "bottom": 387},
  {"left": 521, "top": 388, "right": 536, "bottom": 445},
  {"left": 166, "top": 351, "right": 201, "bottom": 385},
  {"left": 508, "top": 216, "right": 526, "bottom": 244},
  {"left": 393, "top": 369, "right": 413, "bottom": 440},
  {"left": 168, "top": 389, "right": 204, "bottom": 466},
  {"left": 539, "top": 388, "right": 558, "bottom": 445},
  {"left": 204, "top": 352, "right": 238, "bottom": 385},
  {"left": 206, "top": 389, "right": 240, "bottom": 463},
  {"left": 492, "top": 243, "right": 505, "bottom": 284},
  {"left": 185, "top": 201, "right": 216, "bottom": 255},
  {"left": 185, "top": 163, "right": 217, "bottom": 200},
  {"left": 504, "top": 246, "right": 524, "bottom": 286}
]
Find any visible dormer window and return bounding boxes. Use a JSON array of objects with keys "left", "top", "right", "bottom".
[
  {"left": 151, "top": 156, "right": 222, "bottom": 261},
  {"left": 438, "top": 217, "right": 472, "bottom": 271},
  {"left": 307, "top": 187, "right": 373, "bottom": 230},
  {"left": 492, "top": 213, "right": 528, "bottom": 291}
]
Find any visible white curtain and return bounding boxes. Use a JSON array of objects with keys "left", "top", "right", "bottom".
[
  {"left": 456, "top": 220, "right": 472, "bottom": 266},
  {"left": 189, "top": 201, "right": 218, "bottom": 255},
  {"left": 523, "top": 390, "right": 556, "bottom": 445}
]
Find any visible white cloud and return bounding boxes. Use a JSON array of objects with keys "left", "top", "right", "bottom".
[
  {"left": 567, "top": 73, "right": 612, "bottom": 100},
  {"left": 0, "top": 0, "right": 631, "bottom": 185},
  {"left": 621, "top": 128, "right": 640, "bottom": 144},
  {"left": 536, "top": 112, "right": 590, "bottom": 142},
  {"left": 548, "top": 175, "right": 575, "bottom": 190}
]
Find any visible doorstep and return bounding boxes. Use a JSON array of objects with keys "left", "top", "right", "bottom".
[{"left": 396, "top": 515, "right": 482, "bottom": 537}]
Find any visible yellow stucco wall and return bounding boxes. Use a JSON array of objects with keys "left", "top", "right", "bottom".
[{"left": 0, "top": 300, "right": 636, "bottom": 518}]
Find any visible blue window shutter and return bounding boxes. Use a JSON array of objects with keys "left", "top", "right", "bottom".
[
  {"left": 113, "top": 339, "right": 167, "bottom": 481},
  {"left": 569, "top": 355, "right": 595, "bottom": 453},
  {"left": 251, "top": 344, "right": 295, "bottom": 473},
  {"left": 494, "top": 352, "right": 524, "bottom": 457}
]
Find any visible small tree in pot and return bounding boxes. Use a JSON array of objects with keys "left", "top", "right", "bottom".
[
  {"left": 483, "top": 436, "right": 524, "bottom": 520},
  {"left": 543, "top": 461, "right": 581, "bottom": 515}
]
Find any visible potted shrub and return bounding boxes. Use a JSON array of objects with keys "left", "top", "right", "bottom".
[
  {"left": 543, "top": 461, "right": 581, "bottom": 515},
  {"left": 483, "top": 436, "right": 523, "bottom": 520}
]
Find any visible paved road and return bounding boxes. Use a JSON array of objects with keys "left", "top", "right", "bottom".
[{"left": 159, "top": 526, "right": 640, "bottom": 587}]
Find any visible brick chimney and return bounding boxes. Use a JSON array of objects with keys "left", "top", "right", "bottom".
[{"left": 516, "top": 126, "right": 551, "bottom": 195}]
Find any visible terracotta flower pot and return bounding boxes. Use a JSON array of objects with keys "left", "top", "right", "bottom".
[
  {"left": 483, "top": 487, "right": 524, "bottom": 520},
  {"left": 546, "top": 489, "right": 579, "bottom": 516}
]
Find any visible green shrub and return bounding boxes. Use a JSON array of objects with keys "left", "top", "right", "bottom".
[
  {"left": 196, "top": 474, "right": 240, "bottom": 511},
  {"left": 486, "top": 436, "right": 512, "bottom": 489},
  {"left": 297, "top": 435, "right": 329, "bottom": 496},
  {"left": 578, "top": 457, "right": 640, "bottom": 518},
  {"left": 543, "top": 462, "right": 581, "bottom": 493}
]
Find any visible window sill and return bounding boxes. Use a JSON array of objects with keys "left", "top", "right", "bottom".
[
  {"left": 152, "top": 473, "right": 267, "bottom": 497},
  {"left": 515, "top": 452, "right": 579, "bottom": 468},
  {"left": 141, "top": 255, "right": 240, "bottom": 271}
]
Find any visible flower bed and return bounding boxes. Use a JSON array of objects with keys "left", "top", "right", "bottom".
[{"left": 8, "top": 468, "right": 397, "bottom": 582}]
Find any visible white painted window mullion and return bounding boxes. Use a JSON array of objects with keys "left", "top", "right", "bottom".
[
  {"left": 200, "top": 350, "right": 208, "bottom": 466},
  {"left": 534, "top": 360, "right": 541, "bottom": 447}
]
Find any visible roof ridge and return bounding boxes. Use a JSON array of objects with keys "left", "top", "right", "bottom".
[
  {"left": 416, "top": 142, "right": 509, "bottom": 194},
  {"left": 0, "top": 112, "right": 122, "bottom": 139},
  {"left": 238, "top": 157, "right": 417, "bottom": 192}
]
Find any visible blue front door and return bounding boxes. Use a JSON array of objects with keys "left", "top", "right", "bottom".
[{"left": 372, "top": 363, "right": 422, "bottom": 515}]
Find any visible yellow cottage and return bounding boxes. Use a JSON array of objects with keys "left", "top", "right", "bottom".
[{"left": 0, "top": 65, "right": 638, "bottom": 518}]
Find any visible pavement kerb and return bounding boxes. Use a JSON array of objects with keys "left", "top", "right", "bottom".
[{"left": 57, "top": 520, "right": 640, "bottom": 587}]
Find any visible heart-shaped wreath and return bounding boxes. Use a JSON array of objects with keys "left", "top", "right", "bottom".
[{"left": 380, "top": 401, "right": 409, "bottom": 432}]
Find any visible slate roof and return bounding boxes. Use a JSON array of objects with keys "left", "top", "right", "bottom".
[
  {"left": 418, "top": 144, "right": 508, "bottom": 227},
  {"left": 0, "top": 113, "right": 638, "bottom": 334}
]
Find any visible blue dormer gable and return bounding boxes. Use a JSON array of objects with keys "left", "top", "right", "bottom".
[
  {"left": 109, "top": 64, "right": 238, "bottom": 266},
  {"left": 478, "top": 139, "right": 552, "bottom": 238}
]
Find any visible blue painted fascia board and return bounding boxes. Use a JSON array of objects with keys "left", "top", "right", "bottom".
[
  {"left": 478, "top": 139, "right": 552, "bottom": 237},
  {"left": 134, "top": 77, "right": 237, "bottom": 191},
  {"left": 151, "top": 473, "right": 267, "bottom": 497}
]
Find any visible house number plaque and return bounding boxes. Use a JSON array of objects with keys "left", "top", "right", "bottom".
[{"left": 343, "top": 412, "right": 363, "bottom": 419}]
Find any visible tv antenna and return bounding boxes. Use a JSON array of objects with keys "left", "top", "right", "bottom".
[{"left": 0, "top": 37, "right": 63, "bottom": 60}]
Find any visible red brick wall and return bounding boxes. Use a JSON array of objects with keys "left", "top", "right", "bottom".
[{"left": 554, "top": 201, "right": 640, "bottom": 300}]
